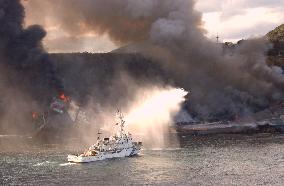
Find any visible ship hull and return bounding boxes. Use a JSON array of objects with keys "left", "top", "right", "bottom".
[{"left": 67, "top": 148, "right": 140, "bottom": 163}]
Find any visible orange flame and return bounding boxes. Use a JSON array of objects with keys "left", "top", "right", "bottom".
[
  {"left": 59, "top": 93, "right": 70, "bottom": 102},
  {"left": 32, "top": 112, "right": 38, "bottom": 119}
]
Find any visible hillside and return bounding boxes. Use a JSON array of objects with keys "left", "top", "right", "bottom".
[
  {"left": 267, "top": 24, "right": 284, "bottom": 42},
  {"left": 266, "top": 24, "right": 284, "bottom": 67}
]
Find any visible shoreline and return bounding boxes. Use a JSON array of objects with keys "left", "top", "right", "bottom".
[{"left": 173, "top": 122, "right": 284, "bottom": 135}]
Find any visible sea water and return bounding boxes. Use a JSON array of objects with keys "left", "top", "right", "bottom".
[{"left": 0, "top": 134, "right": 283, "bottom": 185}]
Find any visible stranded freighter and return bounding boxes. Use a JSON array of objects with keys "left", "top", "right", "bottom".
[{"left": 67, "top": 111, "right": 142, "bottom": 163}]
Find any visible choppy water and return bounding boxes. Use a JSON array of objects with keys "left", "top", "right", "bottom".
[{"left": 0, "top": 134, "right": 284, "bottom": 185}]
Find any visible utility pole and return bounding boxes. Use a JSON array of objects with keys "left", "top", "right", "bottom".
[{"left": 216, "top": 33, "right": 219, "bottom": 44}]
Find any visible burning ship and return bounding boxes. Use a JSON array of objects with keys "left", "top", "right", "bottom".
[
  {"left": 67, "top": 111, "right": 142, "bottom": 163},
  {"left": 31, "top": 93, "right": 85, "bottom": 141}
]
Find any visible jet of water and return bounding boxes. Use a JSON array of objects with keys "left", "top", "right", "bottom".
[{"left": 125, "top": 86, "right": 188, "bottom": 148}]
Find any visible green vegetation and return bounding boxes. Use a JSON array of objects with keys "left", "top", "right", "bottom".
[
  {"left": 266, "top": 24, "right": 284, "bottom": 63},
  {"left": 266, "top": 24, "right": 284, "bottom": 42}
]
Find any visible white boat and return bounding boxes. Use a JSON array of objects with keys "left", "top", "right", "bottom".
[{"left": 67, "top": 111, "right": 142, "bottom": 163}]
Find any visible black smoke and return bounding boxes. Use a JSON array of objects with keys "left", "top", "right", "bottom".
[
  {"left": 23, "top": 0, "right": 284, "bottom": 121},
  {"left": 0, "top": 0, "right": 63, "bottom": 134}
]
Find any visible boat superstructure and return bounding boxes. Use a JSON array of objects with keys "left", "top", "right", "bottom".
[{"left": 67, "top": 111, "right": 142, "bottom": 163}]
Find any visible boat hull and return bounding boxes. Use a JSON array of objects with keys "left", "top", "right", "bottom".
[{"left": 67, "top": 148, "right": 140, "bottom": 163}]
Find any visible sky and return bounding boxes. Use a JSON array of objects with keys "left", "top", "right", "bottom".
[
  {"left": 23, "top": 0, "right": 284, "bottom": 53},
  {"left": 196, "top": 0, "right": 284, "bottom": 42}
]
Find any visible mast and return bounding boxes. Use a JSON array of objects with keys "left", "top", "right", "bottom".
[
  {"left": 97, "top": 129, "right": 102, "bottom": 140},
  {"left": 117, "top": 109, "right": 125, "bottom": 135}
]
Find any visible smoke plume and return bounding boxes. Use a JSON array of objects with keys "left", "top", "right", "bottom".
[
  {"left": 0, "top": 0, "right": 63, "bottom": 134},
  {"left": 23, "top": 0, "right": 284, "bottom": 120}
]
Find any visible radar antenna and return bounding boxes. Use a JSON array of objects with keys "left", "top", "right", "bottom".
[{"left": 97, "top": 129, "right": 102, "bottom": 140}]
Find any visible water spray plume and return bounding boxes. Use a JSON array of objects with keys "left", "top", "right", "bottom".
[{"left": 125, "top": 87, "right": 188, "bottom": 148}]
